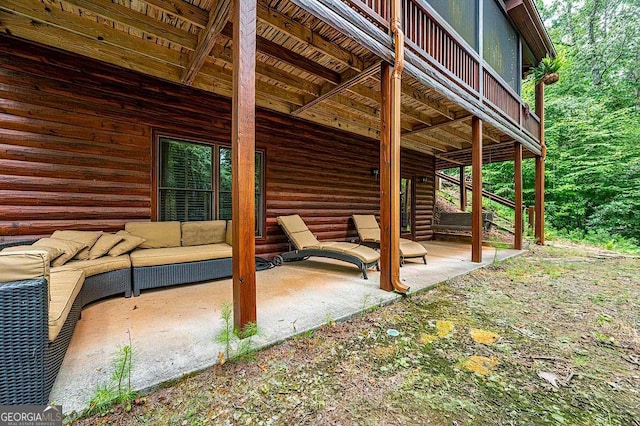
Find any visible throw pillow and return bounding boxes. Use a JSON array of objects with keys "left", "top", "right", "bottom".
[
  {"left": 108, "top": 231, "right": 146, "bottom": 257},
  {"left": 33, "top": 238, "right": 86, "bottom": 267},
  {"left": 89, "top": 233, "right": 125, "bottom": 260},
  {"left": 51, "top": 230, "right": 103, "bottom": 261},
  {"left": 2, "top": 245, "right": 63, "bottom": 262}
]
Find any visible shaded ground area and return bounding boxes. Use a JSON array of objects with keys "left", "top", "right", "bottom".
[{"left": 74, "top": 244, "right": 639, "bottom": 425}]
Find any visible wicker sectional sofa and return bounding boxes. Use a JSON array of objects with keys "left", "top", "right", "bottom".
[{"left": 0, "top": 220, "right": 233, "bottom": 405}]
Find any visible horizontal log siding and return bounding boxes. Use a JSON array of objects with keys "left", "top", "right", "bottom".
[{"left": 0, "top": 36, "right": 435, "bottom": 256}]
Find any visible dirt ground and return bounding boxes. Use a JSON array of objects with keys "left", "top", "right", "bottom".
[{"left": 73, "top": 243, "right": 640, "bottom": 425}]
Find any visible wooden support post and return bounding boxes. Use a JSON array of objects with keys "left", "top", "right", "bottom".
[
  {"left": 534, "top": 82, "right": 545, "bottom": 245},
  {"left": 459, "top": 166, "right": 466, "bottom": 212},
  {"left": 232, "top": 0, "right": 257, "bottom": 331},
  {"left": 471, "top": 116, "right": 483, "bottom": 263},
  {"left": 514, "top": 142, "right": 523, "bottom": 250},
  {"left": 528, "top": 206, "right": 535, "bottom": 229}
]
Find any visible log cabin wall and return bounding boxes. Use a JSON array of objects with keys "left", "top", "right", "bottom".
[{"left": 0, "top": 36, "right": 435, "bottom": 255}]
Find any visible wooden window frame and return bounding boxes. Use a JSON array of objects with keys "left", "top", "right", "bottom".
[{"left": 152, "top": 131, "right": 266, "bottom": 239}]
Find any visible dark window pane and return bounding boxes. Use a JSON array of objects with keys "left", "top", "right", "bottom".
[
  {"left": 483, "top": 0, "right": 520, "bottom": 91},
  {"left": 219, "top": 147, "right": 232, "bottom": 192},
  {"left": 160, "top": 139, "right": 212, "bottom": 190},
  {"left": 160, "top": 190, "right": 212, "bottom": 222},
  {"left": 427, "top": 0, "right": 478, "bottom": 50},
  {"left": 219, "top": 191, "right": 232, "bottom": 221}
]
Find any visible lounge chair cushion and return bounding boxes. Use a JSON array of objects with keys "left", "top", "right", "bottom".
[
  {"left": 89, "top": 233, "right": 125, "bottom": 259},
  {"left": 109, "top": 231, "right": 146, "bottom": 256},
  {"left": 33, "top": 238, "right": 87, "bottom": 267},
  {"left": 181, "top": 221, "right": 227, "bottom": 246},
  {"left": 125, "top": 222, "right": 181, "bottom": 249},
  {"left": 352, "top": 214, "right": 381, "bottom": 243},
  {"left": 52, "top": 255, "right": 131, "bottom": 277},
  {"left": 320, "top": 242, "right": 380, "bottom": 264},
  {"left": 51, "top": 230, "right": 103, "bottom": 261},
  {"left": 399, "top": 239, "right": 428, "bottom": 258},
  {"left": 0, "top": 250, "right": 50, "bottom": 284},
  {"left": 2, "top": 245, "right": 63, "bottom": 263},
  {"left": 130, "top": 244, "right": 232, "bottom": 267},
  {"left": 49, "top": 269, "right": 85, "bottom": 341},
  {"left": 277, "top": 215, "right": 320, "bottom": 249}
]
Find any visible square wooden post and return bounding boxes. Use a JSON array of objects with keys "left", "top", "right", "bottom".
[
  {"left": 514, "top": 142, "right": 523, "bottom": 250},
  {"left": 379, "top": 62, "right": 402, "bottom": 292},
  {"left": 232, "top": 0, "right": 257, "bottom": 330},
  {"left": 535, "top": 82, "right": 545, "bottom": 245},
  {"left": 471, "top": 116, "right": 483, "bottom": 263}
]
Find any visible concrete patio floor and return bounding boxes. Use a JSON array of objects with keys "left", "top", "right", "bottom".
[{"left": 51, "top": 241, "right": 523, "bottom": 414}]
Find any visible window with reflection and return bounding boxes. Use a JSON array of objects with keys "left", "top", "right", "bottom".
[{"left": 159, "top": 136, "right": 264, "bottom": 236}]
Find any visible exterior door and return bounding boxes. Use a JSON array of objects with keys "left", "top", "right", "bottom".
[{"left": 400, "top": 176, "right": 415, "bottom": 239}]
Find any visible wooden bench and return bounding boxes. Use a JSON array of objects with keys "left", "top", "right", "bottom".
[{"left": 433, "top": 212, "right": 494, "bottom": 232}]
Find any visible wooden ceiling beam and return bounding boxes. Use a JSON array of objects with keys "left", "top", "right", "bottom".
[
  {"left": 0, "top": 10, "right": 183, "bottom": 81},
  {"left": 140, "top": 0, "right": 208, "bottom": 28},
  {"left": 62, "top": 0, "right": 198, "bottom": 49},
  {"left": 256, "top": 3, "right": 364, "bottom": 71},
  {"left": 400, "top": 82, "right": 455, "bottom": 120},
  {"left": 182, "top": 0, "right": 231, "bottom": 85},
  {"left": 220, "top": 24, "right": 341, "bottom": 84},
  {"left": 402, "top": 115, "right": 471, "bottom": 137},
  {"left": 291, "top": 62, "right": 379, "bottom": 116},
  {"left": 206, "top": 44, "right": 321, "bottom": 96},
  {"left": 0, "top": 0, "right": 187, "bottom": 67}
]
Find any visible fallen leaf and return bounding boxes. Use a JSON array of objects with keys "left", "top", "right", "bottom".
[
  {"left": 537, "top": 371, "right": 560, "bottom": 387},
  {"left": 218, "top": 351, "right": 226, "bottom": 366},
  {"left": 420, "top": 333, "right": 438, "bottom": 344}
]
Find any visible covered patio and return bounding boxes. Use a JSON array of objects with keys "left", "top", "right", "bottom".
[{"left": 50, "top": 241, "right": 522, "bottom": 413}]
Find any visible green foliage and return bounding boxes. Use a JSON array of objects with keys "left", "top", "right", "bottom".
[
  {"left": 86, "top": 332, "right": 137, "bottom": 416},
  {"left": 483, "top": 0, "right": 640, "bottom": 252},
  {"left": 215, "top": 303, "right": 259, "bottom": 362},
  {"left": 530, "top": 55, "right": 562, "bottom": 83}
]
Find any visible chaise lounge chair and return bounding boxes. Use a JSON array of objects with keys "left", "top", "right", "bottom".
[
  {"left": 276, "top": 215, "right": 380, "bottom": 279},
  {"left": 352, "top": 215, "right": 428, "bottom": 265}
]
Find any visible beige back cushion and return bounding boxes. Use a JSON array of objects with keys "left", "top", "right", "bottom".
[
  {"left": 352, "top": 215, "right": 381, "bottom": 243},
  {"left": 33, "top": 238, "right": 87, "bottom": 267},
  {"left": 125, "top": 222, "right": 181, "bottom": 248},
  {"left": 89, "top": 233, "right": 125, "bottom": 259},
  {"left": 51, "top": 230, "right": 103, "bottom": 260},
  {"left": 277, "top": 215, "right": 320, "bottom": 250},
  {"left": 108, "top": 231, "right": 146, "bottom": 256},
  {"left": 225, "top": 221, "right": 232, "bottom": 245},
  {"left": 2, "top": 245, "right": 63, "bottom": 262},
  {"left": 0, "top": 250, "right": 50, "bottom": 284},
  {"left": 181, "top": 221, "right": 227, "bottom": 246}
]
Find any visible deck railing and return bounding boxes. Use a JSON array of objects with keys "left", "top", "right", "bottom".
[{"left": 344, "top": 0, "right": 539, "bottom": 143}]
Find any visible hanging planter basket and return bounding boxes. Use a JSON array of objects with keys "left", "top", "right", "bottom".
[{"left": 543, "top": 72, "right": 559, "bottom": 85}]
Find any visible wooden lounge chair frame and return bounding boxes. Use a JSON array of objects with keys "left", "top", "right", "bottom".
[
  {"left": 276, "top": 215, "right": 380, "bottom": 279},
  {"left": 352, "top": 215, "right": 428, "bottom": 265}
]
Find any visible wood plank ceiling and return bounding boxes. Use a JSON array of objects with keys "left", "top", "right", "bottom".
[{"left": 0, "top": 0, "right": 525, "bottom": 166}]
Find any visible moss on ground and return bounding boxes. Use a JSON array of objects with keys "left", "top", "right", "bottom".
[{"left": 73, "top": 244, "right": 639, "bottom": 426}]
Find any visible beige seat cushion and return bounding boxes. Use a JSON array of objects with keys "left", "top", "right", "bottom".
[
  {"left": 108, "top": 231, "right": 146, "bottom": 256},
  {"left": 181, "top": 221, "right": 227, "bottom": 246},
  {"left": 125, "top": 222, "right": 181, "bottom": 249},
  {"left": 2, "top": 245, "right": 63, "bottom": 263},
  {"left": 48, "top": 269, "right": 85, "bottom": 341},
  {"left": 33, "top": 238, "right": 86, "bottom": 267},
  {"left": 0, "top": 250, "right": 50, "bottom": 284},
  {"left": 53, "top": 255, "right": 131, "bottom": 277},
  {"left": 399, "top": 239, "right": 428, "bottom": 258},
  {"left": 225, "top": 221, "right": 232, "bottom": 245},
  {"left": 51, "top": 230, "right": 103, "bottom": 261},
  {"left": 352, "top": 215, "right": 381, "bottom": 243},
  {"left": 130, "top": 244, "right": 232, "bottom": 267},
  {"left": 277, "top": 215, "right": 320, "bottom": 249},
  {"left": 319, "top": 242, "right": 380, "bottom": 264},
  {"left": 89, "top": 233, "right": 124, "bottom": 259}
]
